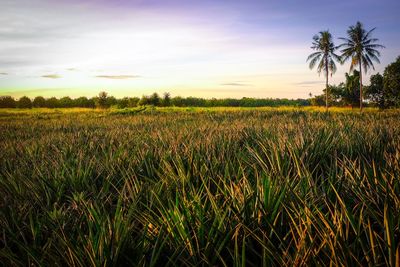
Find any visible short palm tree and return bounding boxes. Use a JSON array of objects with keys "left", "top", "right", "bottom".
[
  {"left": 307, "top": 31, "right": 341, "bottom": 110},
  {"left": 339, "top": 21, "right": 384, "bottom": 111}
]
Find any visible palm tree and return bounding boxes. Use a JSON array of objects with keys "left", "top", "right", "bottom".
[
  {"left": 339, "top": 21, "right": 384, "bottom": 111},
  {"left": 307, "top": 31, "right": 341, "bottom": 110}
]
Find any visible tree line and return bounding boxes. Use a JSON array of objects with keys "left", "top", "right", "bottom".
[{"left": 0, "top": 92, "right": 310, "bottom": 109}]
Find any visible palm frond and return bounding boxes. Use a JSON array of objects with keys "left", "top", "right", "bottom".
[
  {"left": 328, "top": 58, "right": 337, "bottom": 75},
  {"left": 307, "top": 30, "right": 340, "bottom": 77},
  {"left": 317, "top": 57, "right": 325, "bottom": 74},
  {"left": 362, "top": 54, "right": 375, "bottom": 72},
  {"left": 339, "top": 21, "right": 384, "bottom": 74},
  {"left": 308, "top": 54, "right": 322, "bottom": 70},
  {"left": 363, "top": 27, "right": 376, "bottom": 41},
  {"left": 307, "top": 52, "right": 322, "bottom": 62}
]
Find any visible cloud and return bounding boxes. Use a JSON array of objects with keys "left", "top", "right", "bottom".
[
  {"left": 66, "top": 68, "right": 77, "bottom": 71},
  {"left": 0, "top": 72, "right": 8, "bottom": 75},
  {"left": 295, "top": 81, "right": 324, "bottom": 85},
  {"left": 0, "top": 87, "right": 67, "bottom": 95},
  {"left": 41, "top": 74, "right": 62, "bottom": 79},
  {"left": 220, "top": 82, "right": 252, "bottom": 87},
  {"left": 95, "top": 75, "right": 141, "bottom": 79}
]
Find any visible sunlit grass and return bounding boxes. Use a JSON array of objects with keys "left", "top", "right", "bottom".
[
  {"left": 0, "top": 106, "right": 385, "bottom": 115},
  {"left": 0, "top": 108, "right": 399, "bottom": 266},
  {"left": 0, "top": 107, "right": 101, "bottom": 115}
]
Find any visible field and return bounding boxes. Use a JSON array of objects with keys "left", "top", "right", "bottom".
[{"left": 1, "top": 107, "right": 399, "bottom": 266}]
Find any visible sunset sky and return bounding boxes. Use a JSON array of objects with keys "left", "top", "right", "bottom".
[{"left": 1, "top": 0, "right": 399, "bottom": 99}]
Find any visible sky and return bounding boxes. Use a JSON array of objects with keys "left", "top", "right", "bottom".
[{"left": 0, "top": 0, "right": 399, "bottom": 99}]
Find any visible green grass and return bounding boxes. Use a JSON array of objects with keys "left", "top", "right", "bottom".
[{"left": 0, "top": 107, "right": 399, "bottom": 266}]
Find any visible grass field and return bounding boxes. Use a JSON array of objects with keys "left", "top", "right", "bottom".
[{"left": 1, "top": 107, "right": 399, "bottom": 266}]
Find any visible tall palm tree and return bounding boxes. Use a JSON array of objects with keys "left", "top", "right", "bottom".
[
  {"left": 307, "top": 31, "right": 341, "bottom": 110},
  {"left": 339, "top": 21, "right": 384, "bottom": 111}
]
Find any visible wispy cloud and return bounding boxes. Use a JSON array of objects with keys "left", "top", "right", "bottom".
[
  {"left": 66, "top": 68, "right": 77, "bottom": 71},
  {"left": 0, "top": 72, "right": 8, "bottom": 75},
  {"left": 41, "top": 74, "right": 62, "bottom": 79},
  {"left": 95, "top": 75, "right": 141, "bottom": 79},
  {"left": 295, "top": 81, "right": 324, "bottom": 85},
  {"left": 220, "top": 82, "right": 252, "bottom": 87},
  {"left": 0, "top": 88, "right": 67, "bottom": 95}
]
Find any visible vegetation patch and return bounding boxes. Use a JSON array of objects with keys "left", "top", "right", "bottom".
[{"left": 1, "top": 108, "right": 399, "bottom": 266}]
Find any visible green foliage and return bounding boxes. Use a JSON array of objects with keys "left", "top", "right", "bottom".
[
  {"left": 311, "top": 71, "right": 361, "bottom": 108},
  {"left": 342, "top": 70, "right": 361, "bottom": 107},
  {"left": 59, "top": 96, "right": 73, "bottom": 108},
  {"left": 139, "top": 95, "right": 149, "bottom": 106},
  {"left": 0, "top": 109, "right": 399, "bottom": 266},
  {"left": 310, "top": 94, "right": 325, "bottom": 106},
  {"left": 116, "top": 97, "right": 140, "bottom": 108},
  {"left": 327, "top": 84, "right": 346, "bottom": 105},
  {"left": 365, "top": 73, "right": 384, "bottom": 108},
  {"left": 383, "top": 56, "right": 400, "bottom": 107},
  {"left": 162, "top": 92, "right": 171, "bottom": 107},
  {"left": 117, "top": 97, "right": 129, "bottom": 108},
  {"left": 169, "top": 97, "right": 309, "bottom": 107},
  {"left": 74, "top": 96, "right": 95, "bottom": 108},
  {"left": 96, "top": 91, "right": 110, "bottom": 109},
  {"left": 33, "top": 96, "right": 46, "bottom": 108},
  {"left": 45, "top": 97, "right": 60, "bottom": 108},
  {"left": 134, "top": 94, "right": 310, "bottom": 108},
  {"left": 312, "top": 56, "right": 400, "bottom": 108},
  {"left": 138, "top": 93, "right": 162, "bottom": 106},
  {"left": 17, "top": 96, "right": 32, "bottom": 108},
  {"left": 149, "top": 92, "right": 161, "bottom": 106},
  {"left": 0, "top": 96, "right": 16, "bottom": 108}
]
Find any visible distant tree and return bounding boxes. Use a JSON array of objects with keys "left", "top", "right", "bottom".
[
  {"left": 3, "top": 93, "right": 315, "bottom": 109},
  {"left": 128, "top": 97, "right": 140, "bottom": 107},
  {"left": 184, "top": 97, "right": 206, "bottom": 107},
  {"left": 88, "top": 97, "right": 96, "bottom": 108},
  {"left": 224, "top": 98, "right": 241, "bottom": 107},
  {"left": 342, "top": 71, "right": 361, "bottom": 108},
  {"left": 307, "top": 30, "right": 341, "bottom": 110},
  {"left": 117, "top": 97, "right": 130, "bottom": 108},
  {"left": 328, "top": 84, "right": 346, "bottom": 105},
  {"left": 339, "top": 21, "right": 384, "bottom": 111},
  {"left": 33, "top": 96, "right": 46, "bottom": 107},
  {"left": 311, "top": 84, "right": 346, "bottom": 107},
  {"left": 116, "top": 97, "right": 139, "bottom": 108},
  {"left": 364, "top": 73, "right": 384, "bottom": 108},
  {"left": 149, "top": 92, "right": 160, "bottom": 106},
  {"left": 310, "top": 94, "right": 325, "bottom": 106},
  {"left": 17, "top": 96, "right": 32, "bottom": 109},
  {"left": 45, "top": 97, "right": 59, "bottom": 108},
  {"left": 139, "top": 95, "right": 149, "bottom": 106},
  {"left": 0, "top": 96, "right": 16, "bottom": 108},
  {"left": 314, "top": 76, "right": 360, "bottom": 108},
  {"left": 383, "top": 56, "right": 400, "bottom": 107},
  {"left": 74, "top": 96, "right": 94, "bottom": 108},
  {"left": 59, "top": 96, "right": 73, "bottom": 108},
  {"left": 107, "top": 96, "right": 117, "bottom": 107},
  {"left": 96, "top": 91, "right": 109, "bottom": 108},
  {"left": 162, "top": 92, "right": 171, "bottom": 107},
  {"left": 171, "top": 96, "right": 183, "bottom": 107}
]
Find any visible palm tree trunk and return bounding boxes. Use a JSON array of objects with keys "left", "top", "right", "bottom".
[
  {"left": 359, "top": 62, "right": 363, "bottom": 111},
  {"left": 325, "top": 57, "right": 329, "bottom": 111}
]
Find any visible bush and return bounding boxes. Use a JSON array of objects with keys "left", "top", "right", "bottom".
[{"left": 17, "top": 96, "right": 32, "bottom": 108}]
